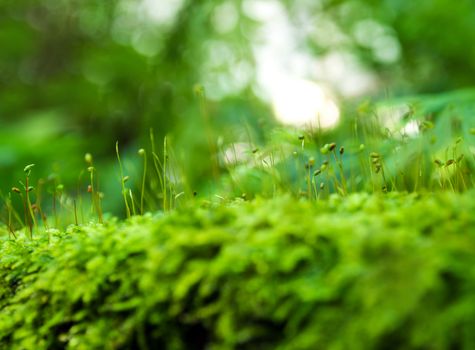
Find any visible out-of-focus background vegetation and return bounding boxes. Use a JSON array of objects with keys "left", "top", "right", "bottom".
[{"left": 1, "top": 0, "right": 475, "bottom": 214}]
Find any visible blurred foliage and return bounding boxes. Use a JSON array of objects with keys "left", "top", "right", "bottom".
[
  {"left": 2, "top": 0, "right": 475, "bottom": 211},
  {"left": 289, "top": 0, "right": 475, "bottom": 94},
  {"left": 2, "top": 192, "right": 475, "bottom": 348},
  {"left": 0, "top": 0, "right": 261, "bottom": 191}
]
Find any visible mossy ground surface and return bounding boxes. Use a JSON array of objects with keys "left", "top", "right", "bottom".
[{"left": 1, "top": 192, "right": 475, "bottom": 349}]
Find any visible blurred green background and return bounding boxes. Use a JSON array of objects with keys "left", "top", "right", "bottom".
[{"left": 1, "top": 0, "right": 475, "bottom": 214}]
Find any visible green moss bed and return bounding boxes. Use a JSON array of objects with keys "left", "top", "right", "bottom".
[{"left": 2, "top": 192, "right": 475, "bottom": 349}]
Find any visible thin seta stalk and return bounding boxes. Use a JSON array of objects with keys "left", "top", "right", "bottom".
[
  {"left": 85, "top": 153, "right": 104, "bottom": 223},
  {"left": 129, "top": 189, "right": 137, "bottom": 216},
  {"left": 6, "top": 192, "right": 17, "bottom": 239},
  {"left": 73, "top": 199, "right": 79, "bottom": 226},
  {"left": 11, "top": 187, "right": 27, "bottom": 236},
  {"left": 138, "top": 148, "right": 147, "bottom": 215},
  {"left": 115, "top": 142, "right": 131, "bottom": 219},
  {"left": 163, "top": 136, "right": 168, "bottom": 211},
  {"left": 149, "top": 129, "right": 171, "bottom": 212},
  {"left": 23, "top": 164, "right": 37, "bottom": 238},
  {"left": 150, "top": 129, "right": 166, "bottom": 208},
  {"left": 333, "top": 144, "right": 348, "bottom": 195},
  {"left": 321, "top": 143, "right": 348, "bottom": 196},
  {"left": 370, "top": 152, "right": 388, "bottom": 193}
]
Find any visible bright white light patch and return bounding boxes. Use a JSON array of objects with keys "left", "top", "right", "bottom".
[
  {"left": 271, "top": 78, "right": 340, "bottom": 129},
  {"left": 140, "top": 0, "right": 184, "bottom": 25},
  {"left": 402, "top": 120, "right": 419, "bottom": 136}
]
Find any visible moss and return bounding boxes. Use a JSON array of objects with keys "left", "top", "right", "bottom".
[{"left": 1, "top": 192, "right": 475, "bottom": 349}]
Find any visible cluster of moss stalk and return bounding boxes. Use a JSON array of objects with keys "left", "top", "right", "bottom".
[
  {"left": 2, "top": 130, "right": 177, "bottom": 238},
  {"left": 2, "top": 124, "right": 475, "bottom": 237}
]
